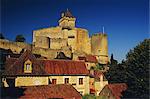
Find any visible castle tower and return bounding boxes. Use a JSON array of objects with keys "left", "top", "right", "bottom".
[
  {"left": 91, "top": 33, "right": 109, "bottom": 64},
  {"left": 58, "top": 9, "right": 76, "bottom": 29}
]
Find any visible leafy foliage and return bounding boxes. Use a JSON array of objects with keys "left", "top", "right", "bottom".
[
  {"left": 15, "top": 34, "right": 26, "bottom": 42},
  {"left": 105, "top": 39, "right": 149, "bottom": 98}
]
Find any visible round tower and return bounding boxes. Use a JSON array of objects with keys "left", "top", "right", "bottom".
[{"left": 91, "top": 33, "right": 108, "bottom": 64}]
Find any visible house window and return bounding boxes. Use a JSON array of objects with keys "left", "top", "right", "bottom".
[
  {"left": 52, "top": 79, "right": 57, "bottom": 84},
  {"left": 24, "top": 59, "right": 32, "bottom": 73},
  {"left": 26, "top": 64, "right": 30, "bottom": 70},
  {"left": 64, "top": 78, "right": 69, "bottom": 84},
  {"left": 79, "top": 78, "right": 83, "bottom": 85}
]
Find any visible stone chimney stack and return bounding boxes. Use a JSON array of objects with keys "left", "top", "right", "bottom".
[{"left": 90, "top": 67, "right": 94, "bottom": 75}]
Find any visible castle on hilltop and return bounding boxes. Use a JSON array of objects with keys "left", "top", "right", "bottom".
[
  {"left": 0, "top": 9, "right": 109, "bottom": 64},
  {"left": 33, "top": 9, "right": 109, "bottom": 64}
]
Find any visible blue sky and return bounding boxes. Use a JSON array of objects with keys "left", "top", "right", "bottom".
[{"left": 1, "top": 0, "right": 148, "bottom": 62}]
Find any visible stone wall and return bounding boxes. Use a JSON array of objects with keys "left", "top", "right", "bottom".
[
  {"left": 33, "top": 27, "right": 63, "bottom": 47},
  {"left": 76, "top": 28, "right": 91, "bottom": 54},
  {"left": 91, "top": 33, "right": 108, "bottom": 64},
  {"left": 49, "top": 75, "right": 89, "bottom": 95},
  {"left": 32, "top": 46, "right": 72, "bottom": 59},
  {"left": 15, "top": 76, "right": 49, "bottom": 87},
  {"left": 0, "top": 39, "right": 31, "bottom": 53},
  {"left": 59, "top": 17, "right": 76, "bottom": 29},
  {"left": 51, "top": 38, "right": 68, "bottom": 49}
]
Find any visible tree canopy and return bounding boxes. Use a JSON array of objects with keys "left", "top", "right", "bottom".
[
  {"left": 15, "top": 34, "right": 26, "bottom": 42},
  {"left": 105, "top": 39, "right": 149, "bottom": 98}
]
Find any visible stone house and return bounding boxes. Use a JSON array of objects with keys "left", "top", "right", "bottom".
[
  {"left": 78, "top": 55, "right": 98, "bottom": 70},
  {"left": 89, "top": 70, "right": 108, "bottom": 96},
  {"left": 2, "top": 50, "right": 89, "bottom": 95}
]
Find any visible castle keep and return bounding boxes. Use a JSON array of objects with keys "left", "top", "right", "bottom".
[
  {"left": 33, "top": 9, "right": 109, "bottom": 64},
  {"left": 0, "top": 9, "right": 109, "bottom": 64}
]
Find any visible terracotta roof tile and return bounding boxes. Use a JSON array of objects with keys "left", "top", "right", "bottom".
[
  {"left": 3, "top": 50, "right": 89, "bottom": 76},
  {"left": 100, "top": 83, "right": 127, "bottom": 99},
  {"left": 2, "top": 84, "right": 82, "bottom": 99},
  {"left": 3, "top": 50, "right": 46, "bottom": 76},
  {"left": 44, "top": 60, "right": 89, "bottom": 75},
  {"left": 107, "top": 83, "right": 127, "bottom": 99}
]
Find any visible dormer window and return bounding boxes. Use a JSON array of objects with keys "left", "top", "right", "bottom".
[{"left": 24, "top": 59, "right": 32, "bottom": 73}]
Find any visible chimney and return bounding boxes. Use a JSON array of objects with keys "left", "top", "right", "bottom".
[
  {"left": 71, "top": 53, "right": 73, "bottom": 60},
  {"left": 100, "top": 75, "right": 103, "bottom": 81},
  {"left": 90, "top": 67, "right": 94, "bottom": 75},
  {"left": 8, "top": 55, "right": 10, "bottom": 58}
]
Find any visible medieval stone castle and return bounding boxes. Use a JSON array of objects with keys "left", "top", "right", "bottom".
[{"left": 0, "top": 9, "right": 109, "bottom": 64}]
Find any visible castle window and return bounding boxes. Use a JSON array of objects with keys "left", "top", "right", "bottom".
[
  {"left": 68, "top": 36, "right": 75, "bottom": 38},
  {"left": 64, "top": 78, "right": 69, "bottom": 84},
  {"left": 47, "top": 37, "right": 51, "bottom": 48},
  {"left": 79, "top": 78, "right": 83, "bottom": 85},
  {"left": 24, "top": 59, "right": 32, "bottom": 73}
]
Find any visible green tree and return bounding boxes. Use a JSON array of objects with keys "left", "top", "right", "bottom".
[
  {"left": 105, "top": 39, "right": 149, "bottom": 98},
  {"left": 15, "top": 34, "right": 26, "bottom": 42},
  {"left": 122, "top": 39, "right": 149, "bottom": 98}
]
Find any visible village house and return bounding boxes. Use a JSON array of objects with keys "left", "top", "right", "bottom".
[
  {"left": 2, "top": 50, "right": 89, "bottom": 95},
  {"left": 89, "top": 69, "right": 108, "bottom": 96},
  {"left": 78, "top": 55, "right": 98, "bottom": 70}
]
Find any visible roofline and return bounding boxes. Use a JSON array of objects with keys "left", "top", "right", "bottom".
[{"left": 2, "top": 74, "right": 89, "bottom": 77}]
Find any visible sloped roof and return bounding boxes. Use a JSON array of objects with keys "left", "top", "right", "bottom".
[
  {"left": 2, "top": 84, "right": 82, "bottom": 99},
  {"left": 44, "top": 60, "right": 89, "bottom": 75},
  {"left": 100, "top": 83, "right": 127, "bottom": 99},
  {"left": 3, "top": 50, "right": 46, "bottom": 76},
  {"left": 107, "top": 83, "right": 127, "bottom": 99},
  {"left": 3, "top": 50, "right": 89, "bottom": 76},
  {"left": 78, "top": 55, "right": 98, "bottom": 63},
  {"left": 63, "top": 9, "right": 74, "bottom": 18}
]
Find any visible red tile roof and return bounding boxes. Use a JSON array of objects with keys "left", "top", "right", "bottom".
[
  {"left": 3, "top": 50, "right": 89, "bottom": 76},
  {"left": 100, "top": 83, "right": 127, "bottom": 99},
  {"left": 3, "top": 50, "right": 47, "bottom": 76},
  {"left": 20, "top": 84, "right": 82, "bottom": 99},
  {"left": 2, "top": 84, "right": 82, "bottom": 99},
  {"left": 78, "top": 55, "right": 98, "bottom": 63},
  {"left": 44, "top": 60, "right": 89, "bottom": 75},
  {"left": 108, "top": 83, "right": 127, "bottom": 99}
]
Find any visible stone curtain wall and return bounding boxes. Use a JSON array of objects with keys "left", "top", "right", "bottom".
[{"left": 0, "top": 39, "right": 31, "bottom": 53}]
